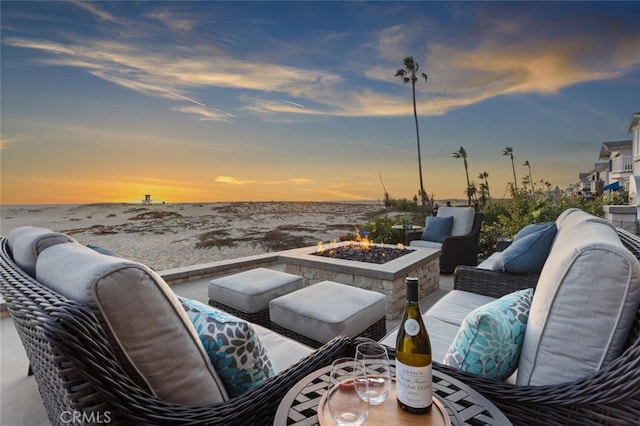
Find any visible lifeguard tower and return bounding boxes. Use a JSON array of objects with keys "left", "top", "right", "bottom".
[{"left": 142, "top": 194, "right": 152, "bottom": 205}]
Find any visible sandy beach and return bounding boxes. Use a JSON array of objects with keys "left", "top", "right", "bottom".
[{"left": 1, "top": 202, "right": 386, "bottom": 271}]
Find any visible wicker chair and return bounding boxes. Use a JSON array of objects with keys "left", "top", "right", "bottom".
[
  {"left": 0, "top": 237, "right": 351, "bottom": 425},
  {"left": 423, "top": 227, "right": 640, "bottom": 425},
  {"left": 406, "top": 212, "right": 484, "bottom": 273}
]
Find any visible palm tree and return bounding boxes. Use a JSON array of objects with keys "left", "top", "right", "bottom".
[
  {"left": 478, "top": 171, "right": 491, "bottom": 203},
  {"left": 452, "top": 146, "right": 472, "bottom": 206},
  {"left": 395, "top": 56, "right": 429, "bottom": 210},
  {"left": 523, "top": 160, "right": 534, "bottom": 193},
  {"left": 466, "top": 182, "right": 478, "bottom": 204},
  {"left": 502, "top": 146, "right": 518, "bottom": 191}
]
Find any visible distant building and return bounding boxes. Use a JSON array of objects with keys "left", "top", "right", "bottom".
[
  {"left": 574, "top": 113, "right": 640, "bottom": 202},
  {"left": 628, "top": 112, "right": 640, "bottom": 206},
  {"left": 598, "top": 139, "right": 633, "bottom": 193},
  {"left": 142, "top": 194, "right": 152, "bottom": 205},
  {"left": 629, "top": 112, "right": 640, "bottom": 175}
]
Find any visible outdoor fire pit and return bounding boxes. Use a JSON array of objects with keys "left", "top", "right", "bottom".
[
  {"left": 279, "top": 241, "right": 441, "bottom": 319},
  {"left": 311, "top": 242, "right": 413, "bottom": 264}
]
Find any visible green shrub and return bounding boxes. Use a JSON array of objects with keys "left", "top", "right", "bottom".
[
  {"left": 361, "top": 215, "right": 404, "bottom": 244},
  {"left": 477, "top": 190, "right": 626, "bottom": 259}
]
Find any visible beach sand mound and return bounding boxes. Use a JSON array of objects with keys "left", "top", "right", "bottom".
[{"left": 1, "top": 202, "right": 385, "bottom": 271}]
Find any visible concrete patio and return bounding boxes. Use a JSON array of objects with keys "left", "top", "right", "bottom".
[{"left": 1, "top": 257, "right": 453, "bottom": 425}]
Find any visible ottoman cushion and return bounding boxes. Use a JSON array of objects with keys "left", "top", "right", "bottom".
[
  {"left": 208, "top": 267, "right": 303, "bottom": 313},
  {"left": 269, "top": 281, "right": 386, "bottom": 344}
]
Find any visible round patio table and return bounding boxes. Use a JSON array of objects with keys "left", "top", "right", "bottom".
[{"left": 274, "top": 363, "right": 512, "bottom": 425}]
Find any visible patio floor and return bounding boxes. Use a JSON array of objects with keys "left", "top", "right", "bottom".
[{"left": 0, "top": 272, "right": 453, "bottom": 425}]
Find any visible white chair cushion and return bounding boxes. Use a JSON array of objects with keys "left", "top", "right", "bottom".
[
  {"left": 517, "top": 216, "right": 640, "bottom": 385},
  {"left": 425, "top": 290, "right": 496, "bottom": 326},
  {"left": 7, "top": 226, "right": 77, "bottom": 277},
  {"left": 35, "top": 243, "right": 228, "bottom": 404},
  {"left": 380, "top": 317, "right": 461, "bottom": 363},
  {"left": 477, "top": 252, "right": 502, "bottom": 270},
  {"left": 436, "top": 207, "right": 475, "bottom": 237}
]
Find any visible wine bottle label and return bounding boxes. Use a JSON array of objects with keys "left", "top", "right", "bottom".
[
  {"left": 395, "top": 360, "right": 432, "bottom": 409},
  {"left": 403, "top": 319, "right": 420, "bottom": 336}
]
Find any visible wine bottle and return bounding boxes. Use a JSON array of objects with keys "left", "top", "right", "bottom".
[{"left": 395, "top": 276, "right": 432, "bottom": 413}]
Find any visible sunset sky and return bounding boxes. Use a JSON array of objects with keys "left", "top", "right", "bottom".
[{"left": 1, "top": 1, "right": 639, "bottom": 204}]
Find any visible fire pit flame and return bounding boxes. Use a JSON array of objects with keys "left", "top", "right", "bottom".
[{"left": 313, "top": 227, "right": 413, "bottom": 264}]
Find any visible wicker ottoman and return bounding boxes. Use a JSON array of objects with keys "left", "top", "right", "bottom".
[
  {"left": 269, "top": 281, "right": 387, "bottom": 348},
  {"left": 208, "top": 267, "right": 303, "bottom": 328}
]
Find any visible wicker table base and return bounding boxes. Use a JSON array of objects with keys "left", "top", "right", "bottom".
[{"left": 274, "top": 362, "right": 512, "bottom": 425}]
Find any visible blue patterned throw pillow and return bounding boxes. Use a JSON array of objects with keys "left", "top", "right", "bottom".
[
  {"left": 179, "top": 297, "right": 276, "bottom": 397},
  {"left": 443, "top": 288, "right": 534, "bottom": 380}
]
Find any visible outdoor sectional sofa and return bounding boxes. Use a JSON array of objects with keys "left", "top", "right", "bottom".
[
  {"left": 2, "top": 207, "right": 640, "bottom": 425},
  {"left": 0, "top": 227, "right": 351, "bottom": 425},
  {"left": 383, "top": 208, "right": 640, "bottom": 425}
]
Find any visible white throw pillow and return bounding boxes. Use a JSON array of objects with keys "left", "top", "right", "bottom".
[{"left": 436, "top": 207, "right": 475, "bottom": 237}]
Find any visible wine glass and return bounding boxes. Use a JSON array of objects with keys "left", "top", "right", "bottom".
[
  {"left": 354, "top": 339, "right": 392, "bottom": 405},
  {"left": 327, "top": 357, "right": 370, "bottom": 426}
]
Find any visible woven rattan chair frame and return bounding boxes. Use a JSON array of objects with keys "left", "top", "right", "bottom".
[
  {"left": 0, "top": 237, "right": 352, "bottom": 425},
  {"left": 431, "top": 227, "right": 640, "bottom": 425},
  {"left": 406, "top": 212, "right": 484, "bottom": 273},
  {"left": 207, "top": 299, "right": 272, "bottom": 328}
]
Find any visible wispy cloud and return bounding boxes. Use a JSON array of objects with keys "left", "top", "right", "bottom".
[
  {"left": 366, "top": 11, "right": 640, "bottom": 115},
  {"left": 171, "top": 106, "right": 234, "bottom": 122},
  {"left": 215, "top": 176, "right": 313, "bottom": 186},
  {"left": 73, "top": 1, "right": 121, "bottom": 25},
  {"left": 289, "top": 178, "right": 313, "bottom": 185},
  {"left": 4, "top": 3, "right": 639, "bottom": 123},
  {"left": 0, "top": 135, "right": 19, "bottom": 150}
]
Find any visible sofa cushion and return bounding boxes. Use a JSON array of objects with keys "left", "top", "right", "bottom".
[
  {"left": 424, "top": 290, "right": 496, "bottom": 327},
  {"left": 477, "top": 252, "right": 502, "bottom": 270},
  {"left": 379, "top": 290, "right": 496, "bottom": 362},
  {"left": 180, "top": 297, "right": 276, "bottom": 397},
  {"left": 436, "top": 206, "right": 475, "bottom": 237},
  {"left": 35, "top": 243, "right": 228, "bottom": 404},
  {"left": 497, "top": 223, "right": 557, "bottom": 274},
  {"left": 555, "top": 208, "right": 615, "bottom": 232},
  {"left": 517, "top": 215, "right": 640, "bottom": 385},
  {"left": 421, "top": 216, "right": 454, "bottom": 243},
  {"left": 379, "top": 317, "right": 461, "bottom": 363},
  {"left": 7, "top": 226, "right": 77, "bottom": 277},
  {"left": 443, "top": 289, "right": 533, "bottom": 380}
]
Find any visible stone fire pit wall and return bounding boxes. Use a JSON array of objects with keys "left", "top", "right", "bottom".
[{"left": 278, "top": 243, "right": 441, "bottom": 320}]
